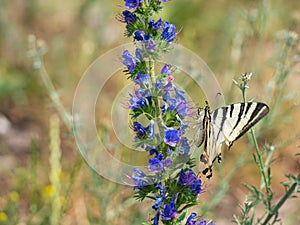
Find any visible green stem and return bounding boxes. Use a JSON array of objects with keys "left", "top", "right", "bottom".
[
  {"left": 39, "top": 66, "right": 72, "bottom": 131},
  {"left": 149, "top": 59, "right": 165, "bottom": 152},
  {"left": 29, "top": 36, "right": 83, "bottom": 220},
  {"left": 261, "top": 181, "right": 298, "bottom": 225}
]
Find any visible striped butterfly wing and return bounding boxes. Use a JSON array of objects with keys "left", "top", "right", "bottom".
[
  {"left": 194, "top": 104, "right": 225, "bottom": 178},
  {"left": 195, "top": 102, "right": 269, "bottom": 179},
  {"left": 211, "top": 102, "right": 269, "bottom": 147}
]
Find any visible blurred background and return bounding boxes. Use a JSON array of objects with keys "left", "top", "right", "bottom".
[{"left": 0, "top": 0, "right": 299, "bottom": 224}]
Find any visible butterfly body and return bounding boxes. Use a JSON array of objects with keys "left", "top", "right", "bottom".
[{"left": 194, "top": 101, "right": 269, "bottom": 178}]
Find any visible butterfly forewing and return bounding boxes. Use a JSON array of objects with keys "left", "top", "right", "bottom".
[{"left": 211, "top": 102, "right": 269, "bottom": 147}]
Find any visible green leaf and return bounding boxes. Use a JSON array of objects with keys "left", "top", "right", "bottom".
[{"left": 176, "top": 209, "right": 187, "bottom": 223}]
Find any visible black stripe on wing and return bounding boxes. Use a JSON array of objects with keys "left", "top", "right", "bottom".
[
  {"left": 229, "top": 102, "right": 269, "bottom": 146},
  {"left": 215, "top": 107, "right": 228, "bottom": 143},
  {"left": 231, "top": 102, "right": 245, "bottom": 133}
]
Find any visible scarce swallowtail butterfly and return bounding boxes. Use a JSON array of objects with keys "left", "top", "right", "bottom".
[{"left": 194, "top": 101, "right": 269, "bottom": 179}]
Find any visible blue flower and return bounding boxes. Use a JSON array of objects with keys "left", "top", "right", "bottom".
[
  {"left": 134, "top": 30, "right": 146, "bottom": 41},
  {"left": 197, "top": 220, "right": 215, "bottom": 225},
  {"left": 135, "top": 48, "right": 143, "bottom": 61},
  {"left": 132, "top": 120, "right": 155, "bottom": 140},
  {"left": 186, "top": 212, "right": 197, "bottom": 225},
  {"left": 149, "top": 18, "right": 163, "bottom": 29},
  {"left": 155, "top": 79, "right": 164, "bottom": 92},
  {"left": 163, "top": 81, "right": 173, "bottom": 93},
  {"left": 122, "top": 10, "right": 137, "bottom": 24},
  {"left": 162, "top": 91, "right": 186, "bottom": 116},
  {"left": 176, "top": 115, "right": 188, "bottom": 132},
  {"left": 186, "top": 213, "right": 215, "bottom": 225},
  {"left": 161, "top": 200, "right": 177, "bottom": 220},
  {"left": 174, "top": 86, "right": 186, "bottom": 100},
  {"left": 156, "top": 183, "right": 167, "bottom": 196},
  {"left": 134, "top": 73, "right": 151, "bottom": 88},
  {"left": 132, "top": 121, "right": 147, "bottom": 138},
  {"left": 178, "top": 169, "right": 198, "bottom": 186},
  {"left": 152, "top": 211, "right": 160, "bottom": 225},
  {"left": 161, "top": 64, "right": 171, "bottom": 75},
  {"left": 190, "top": 180, "right": 202, "bottom": 195},
  {"left": 152, "top": 196, "right": 165, "bottom": 210},
  {"left": 132, "top": 168, "right": 148, "bottom": 190},
  {"left": 149, "top": 158, "right": 163, "bottom": 172},
  {"left": 164, "top": 128, "right": 180, "bottom": 147},
  {"left": 124, "top": 0, "right": 143, "bottom": 9},
  {"left": 176, "top": 100, "right": 188, "bottom": 117},
  {"left": 129, "top": 92, "right": 147, "bottom": 110},
  {"left": 152, "top": 183, "right": 167, "bottom": 211},
  {"left": 178, "top": 169, "right": 203, "bottom": 195},
  {"left": 122, "top": 50, "right": 136, "bottom": 73},
  {"left": 135, "top": 88, "right": 151, "bottom": 98},
  {"left": 161, "top": 22, "right": 176, "bottom": 42},
  {"left": 148, "top": 153, "right": 172, "bottom": 172},
  {"left": 160, "top": 0, "right": 169, "bottom": 2},
  {"left": 133, "top": 31, "right": 156, "bottom": 53}
]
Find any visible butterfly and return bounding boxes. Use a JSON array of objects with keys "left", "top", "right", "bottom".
[{"left": 194, "top": 101, "right": 269, "bottom": 178}]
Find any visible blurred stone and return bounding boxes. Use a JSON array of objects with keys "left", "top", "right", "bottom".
[
  {"left": 0, "top": 113, "right": 41, "bottom": 154},
  {"left": 0, "top": 114, "right": 11, "bottom": 135}
]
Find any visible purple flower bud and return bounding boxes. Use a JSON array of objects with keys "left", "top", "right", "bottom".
[
  {"left": 129, "top": 92, "right": 147, "bottom": 110},
  {"left": 124, "top": 0, "right": 143, "bottom": 10},
  {"left": 190, "top": 180, "right": 202, "bottom": 195},
  {"left": 161, "top": 22, "right": 176, "bottom": 42},
  {"left": 178, "top": 169, "right": 203, "bottom": 195},
  {"left": 186, "top": 212, "right": 197, "bottom": 225},
  {"left": 132, "top": 168, "right": 148, "bottom": 190},
  {"left": 155, "top": 79, "right": 164, "bottom": 91},
  {"left": 152, "top": 211, "right": 160, "bottom": 225},
  {"left": 122, "top": 50, "right": 136, "bottom": 73},
  {"left": 178, "top": 169, "right": 198, "bottom": 186},
  {"left": 134, "top": 73, "right": 151, "bottom": 88},
  {"left": 176, "top": 100, "right": 188, "bottom": 117},
  {"left": 132, "top": 121, "right": 147, "bottom": 138},
  {"left": 145, "top": 38, "right": 157, "bottom": 53},
  {"left": 134, "top": 30, "right": 145, "bottom": 41},
  {"left": 148, "top": 158, "right": 163, "bottom": 172},
  {"left": 152, "top": 196, "right": 165, "bottom": 210},
  {"left": 135, "top": 48, "right": 143, "bottom": 61},
  {"left": 174, "top": 87, "right": 186, "bottom": 100},
  {"left": 161, "top": 200, "right": 177, "bottom": 221},
  {"left": 122, "top": 10, "right": 137, "bottom": 24},
  {"left": 161, "top": 64, "right": 171, "bottom": 75},
  {"left": 148, "top": 154, "right": 172, "bottom": 172},
  {"left": 163, "top": 158, "right": 172, "bottom": 168},
  {"left": 149, "top": 18, "right": 163, "bottom": 29}
]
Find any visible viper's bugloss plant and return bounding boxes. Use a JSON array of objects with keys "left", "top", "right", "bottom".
[{"left": 119, "top": 1, "right": 214, "bottom": 224}]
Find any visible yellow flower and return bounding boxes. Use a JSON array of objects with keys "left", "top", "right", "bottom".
[
  {"left": 9, "top": 191, "right": 19, "bottom": 202},
  {"left": 45, "top": 185, "right": 56, "bottom": 197},
  {"left": 58, "top": 196, "right": 66, "bottom": 206},
  {"left": 0, "top": 212, "right": 7, "bottom": 222}
]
